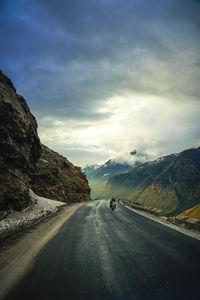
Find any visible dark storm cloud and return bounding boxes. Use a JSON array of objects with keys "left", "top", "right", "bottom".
[
  {"left": 0, "top": 0, "right": 200, "bottom": 121},
  {"left": 1, "top": 0, "right": 200, "bottom": 165}
]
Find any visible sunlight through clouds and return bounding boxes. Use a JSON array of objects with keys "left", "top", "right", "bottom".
[
  {"left": 0, "top": 0, "right": 200, "bottom": 166},
  {"left": 38, "top": 93, "right": 200, "bottom": 166}
]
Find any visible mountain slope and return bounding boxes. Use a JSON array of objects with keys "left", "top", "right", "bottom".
[
  {"left": 103, "top": 148, "right": 200, "bottom": 215},
  {"left": 32, "top": 145, "right": 91, "bottom": 203},
  {"left": 83, "top": 150, "right": 147, "bottom": 198},
  {"left": 103, "top": 154, "right": 177, "bottom": 203},
  {"left": 84, "top": 161, "right": 134, "bottom": 199},
  {"left": 82, "top": 164, "right": 100, "bottom": 178},
  {"left": 0, "top": 70, "right": 91, "bottom": 211}
]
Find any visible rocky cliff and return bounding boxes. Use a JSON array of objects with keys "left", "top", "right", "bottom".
[
  {"left": 31, "top": 145, "right": 91, "bottom": 203},
  {"left": 103, "top": 148, "right": 200, "bottom": 215},
  {"left": 0, "top": 70, "right": 42, "bottom": 210},
  {"left": 0, "top": 70, "right": 91, "bottom": 211}
]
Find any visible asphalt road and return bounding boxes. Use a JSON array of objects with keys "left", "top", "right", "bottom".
[{"left": 4, "top": 200, "right": 200, "bottom": 300}]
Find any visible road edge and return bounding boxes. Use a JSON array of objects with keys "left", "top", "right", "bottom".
[
  {"left": 119, "top": 201, "right": 200, "bottom": 241},
  {"left": 0, "top": 201, "right": 87, "bottom": 300}
]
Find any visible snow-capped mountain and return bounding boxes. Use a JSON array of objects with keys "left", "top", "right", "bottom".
[
  {"left": 83, "top": 150, "right": 149, "bottom": 180},
  {"left": 82, "top": 164, "right": 101, "bottom": 178},
  {"left": 82, "top": 150, "right": 150, "bottom": 198}
]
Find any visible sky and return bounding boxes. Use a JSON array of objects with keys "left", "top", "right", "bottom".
[{"left": 0, "top": 0, "right": 200, "bottom": 167}]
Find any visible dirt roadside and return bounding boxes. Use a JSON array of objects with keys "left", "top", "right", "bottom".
[{"left": 0, "top": 202, "right": 87, "bottom": 299}]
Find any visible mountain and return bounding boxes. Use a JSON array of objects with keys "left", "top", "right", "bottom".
[
  {"left": 0, "top": 70, "right": 42, "bottom": 210},
  {"left": 82, "top": 150, "right": 148, "bottom": 198},
  {"left": 103, "top": 154, "right": 177, "bottom": 202},
  {"left": 103, "top": 148, "right": 200, "bottom": 215},
  {"left": 86, "top": 159, "right": 135, "bottom": 179},
  {"left": 82, "top": 164, "right": 101, "bottom": 178},
  {"left": 83, "top": 160, "right": 134, "bottom": 198},
  {"left": 0, "top": 70, "right": 91, "bottom": 210},
  {"left": 31, "top": 145, "right": 91, "bottom": 203}
]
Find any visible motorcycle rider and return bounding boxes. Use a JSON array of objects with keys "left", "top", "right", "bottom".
[{"left": 110, "top": 197, "right": 116, "bottom": 209}]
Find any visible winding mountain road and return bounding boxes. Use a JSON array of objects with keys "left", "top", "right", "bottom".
[{"left": 5, "top": 200, "right": 200, "bottom": 300}]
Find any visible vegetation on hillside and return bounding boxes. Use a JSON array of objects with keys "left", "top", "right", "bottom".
[{"left": 178, "top": 204, "right": 200, "bottom": 220}]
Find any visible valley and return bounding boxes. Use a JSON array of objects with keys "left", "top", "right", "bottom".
[{"left": 83, "top": 148, "right": 200, "bottom": 218}]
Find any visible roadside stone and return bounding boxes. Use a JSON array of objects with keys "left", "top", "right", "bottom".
[
  {"left": 174, "top": 216, "right": 188, "bottom": 225},
  {"left": 144, "top": 207, "right": 152, "bottom": 212},
  {"left": 144, "top": 207, "right": 152, "bottom": 213},
  {"left": 167, "top": 217, "right": 176, "bottom": 224},
  {"left": 149, "top": 208, "right": 158, "bottom": 214},
  {"left": 131, "top": 204, "right": 141, "bottom": 209},
  {"left": 185, "top": 218, "right": 200, "bottom": 231},
  {"left": 153, "top": 209, "right": 163, "bottom": 216}
]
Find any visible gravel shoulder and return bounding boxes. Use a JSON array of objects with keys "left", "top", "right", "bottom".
[{"left": 0, "top": 201, "right": 86, "bottom": 300}]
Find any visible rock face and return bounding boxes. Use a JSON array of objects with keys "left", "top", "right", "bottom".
[
  {"left": 0, "top": 70, "right": 91, "bottom": 210},
  {"left": 103, "top": 148, "right": 200, "bottom": 216},
  {"left": 31, "top": 145, "right": 91, "bottom": 203},
  {"left": 0, "top": 70, "right": 42, "bottom": 210}
]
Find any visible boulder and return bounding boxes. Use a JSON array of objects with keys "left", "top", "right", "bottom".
[{"left": 0, "top": 70, "right": 42, "bottom": 210}]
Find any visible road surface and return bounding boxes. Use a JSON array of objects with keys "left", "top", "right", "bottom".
[{"left": 4, "top": 200, "right": 200, "bottom": 300}]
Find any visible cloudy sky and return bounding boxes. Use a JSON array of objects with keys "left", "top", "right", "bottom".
[{"left": 0, "top": 0, "right": 200, "bottom": 166}]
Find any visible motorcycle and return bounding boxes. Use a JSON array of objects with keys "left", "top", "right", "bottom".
[{"left": 110, "top": 201, "right": 116, "bottom": 211}]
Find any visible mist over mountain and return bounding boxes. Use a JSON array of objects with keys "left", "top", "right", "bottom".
[
  {"left": 82, "top": 164, "right": 101, "bottom": 179},
  {"left": 82, "top": 150, "right": 149, "bottom": 198},
  {"left": 111, "top": 149, "right": 150, "bottom": 166}
]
